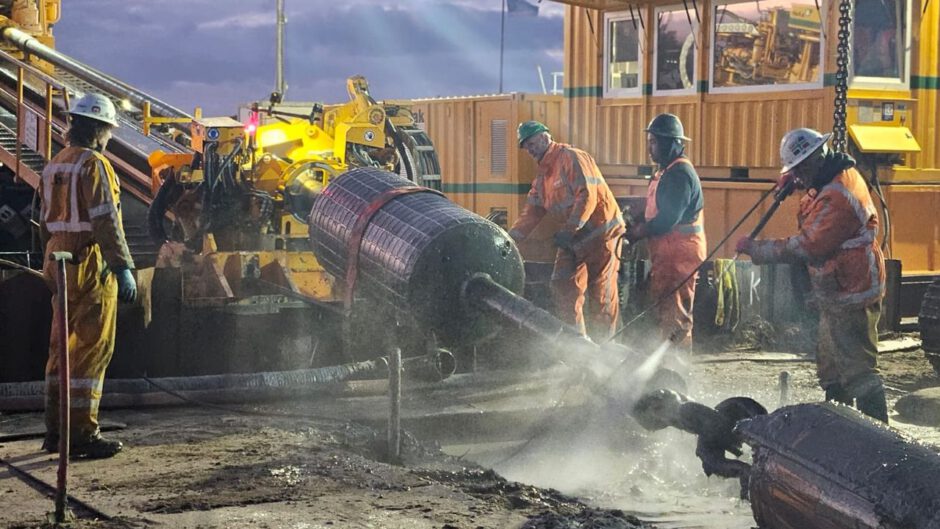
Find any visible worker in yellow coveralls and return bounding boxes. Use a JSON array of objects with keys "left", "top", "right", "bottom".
[{"left": 40, "top": 93, "right": 137, "bottom": 458}]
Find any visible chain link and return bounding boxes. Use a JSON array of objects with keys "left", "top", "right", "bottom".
[{"left": 832, "top": 0, "right": 853, "bottom": 152}]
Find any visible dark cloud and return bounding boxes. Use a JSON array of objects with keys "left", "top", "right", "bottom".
[{"left": 54, "top": 0, "right": 563, "bottom": 115}]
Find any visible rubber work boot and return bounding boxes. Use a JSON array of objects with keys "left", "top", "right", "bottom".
[
  {"left": 856, "top": 383, "right": 889, "bottom": 424},
  {"left": 70, "top": 433, "right": 123, "bottom": 459}
]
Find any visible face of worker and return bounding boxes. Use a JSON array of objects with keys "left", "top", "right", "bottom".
[
  {"left": 95, "top": 126, "right": 113, "bottom": 152},
  {"left": 647, "top": 133, "right": 678, "bottom": 165},
  {"left": 790, "top": 147, "right": 826, "bottom": 189},
  {"left": 521, "top": 132, "right": 551, "bottom": 161}
]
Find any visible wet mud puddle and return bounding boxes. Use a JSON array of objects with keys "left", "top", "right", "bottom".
[{"left": 442, "top": 423, "right": 756, "bottom": 529}]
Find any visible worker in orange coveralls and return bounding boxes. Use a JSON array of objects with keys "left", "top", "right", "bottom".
[
  {"left": 626, "top": 114, "right": 706, "bottom": 351},
  {"left": 40, "top": 93, "right": 137, "bottom": 458},
  {"left": 736, "top": 128, "right": 888, "bottom": 423},
  {"left": 508, "top": 121, "right": 625, "bottom": 342}
]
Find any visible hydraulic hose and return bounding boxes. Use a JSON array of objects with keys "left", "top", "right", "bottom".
[{"left": 0, "top": 351, "right": 455, "bottom": 412}]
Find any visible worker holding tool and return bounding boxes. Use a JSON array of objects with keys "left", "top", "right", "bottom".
[
  {"left": 40, "top": 93, "right": 137, "bottom": 458},
  {"left": 736, "top": 128, "right": 888, "bottom": 423},
  {"left": 508, "top": 121, "right": 625, "bottom": 341},
  {"left": 626, "top": 114, "right": 706, "bottom": 351}
]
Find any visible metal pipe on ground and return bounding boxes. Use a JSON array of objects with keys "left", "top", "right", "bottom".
[{"left": 0, "top": 350, "right": 455, "bottom": 412}]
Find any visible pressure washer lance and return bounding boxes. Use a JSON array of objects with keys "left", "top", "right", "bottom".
[
  {"left": 731, "top": 179, "right": 796, "bottom": 261},
  {"left": 50, "top": 251, "right": 75, "bottom": 524}
]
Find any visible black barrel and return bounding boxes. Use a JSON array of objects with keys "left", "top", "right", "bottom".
[
  {"left": 737, "top": 403, "right": 940, "bottom": 529},
  {"left": 308, "top": 167, "right": 524, "bottom": 345}
]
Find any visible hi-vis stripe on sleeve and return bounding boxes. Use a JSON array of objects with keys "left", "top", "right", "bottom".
[{"left": 88, "top": 157, "right": 121, "bottom": 220}]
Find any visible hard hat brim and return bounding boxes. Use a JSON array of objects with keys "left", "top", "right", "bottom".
[
  {"left": 518, "top": 129, "right": 546, "bottom": 147},
  {"left": 643, "top": 128, "right": 691, "bottom": 141},
  {"left": 68, "top": 111, "right": 119, "bottom": 128},
  {"left": 780, "top": 132, "right": 830, "bottom": 173}
]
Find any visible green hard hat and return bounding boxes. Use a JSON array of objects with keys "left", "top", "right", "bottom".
[
  {"left": 517, "top": 120, "right": 549, "bottom": 147},
  {"left": 645, "top": 113, "right": 691, "bottom": 141}
]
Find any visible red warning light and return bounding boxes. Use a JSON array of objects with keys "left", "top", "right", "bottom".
[{"left": 245, "top": 110, "right": 260, "bottom": 134}]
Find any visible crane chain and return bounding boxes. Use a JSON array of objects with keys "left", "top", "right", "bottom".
[{"left": 832, "top": 0, "right": 853, "bottom": 152}]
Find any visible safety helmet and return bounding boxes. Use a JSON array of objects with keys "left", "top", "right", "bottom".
[
  {"left": 68, "top": 93, "right": 119, "bottom": 128},
  {"left": 517, "top": 120, "right": 549, "bottom": 147},
  {"left": 644, "top": 113, "right": 690, "bottom": 141},
  {"left": 779, "top": 128, "right": 830, "bottom": 174}
]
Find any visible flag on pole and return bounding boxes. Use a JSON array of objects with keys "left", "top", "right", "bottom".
[{"left": 507, "top": 0, "right": 539, "bottom": 16}]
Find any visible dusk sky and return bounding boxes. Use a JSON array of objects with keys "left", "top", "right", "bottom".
[{"left": 54, "top": 0, "right": 565, "bottom": 116}]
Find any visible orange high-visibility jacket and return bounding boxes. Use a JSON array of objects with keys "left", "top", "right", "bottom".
[
  {"left": 749, "top": 167, "right": 885, "bottom": 309},
  {"left": 510, "top": 142, "right": 624, "bottom": 248},
  {"left": 39, "top": 146, "right": 134, "bottom": 271}
]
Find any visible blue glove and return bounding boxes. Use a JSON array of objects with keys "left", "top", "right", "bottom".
[{"left": 115, "top": 268, "right": 137, "bottom": 303}]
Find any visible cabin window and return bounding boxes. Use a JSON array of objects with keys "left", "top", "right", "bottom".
[
  {"left": 710, "top": 0, "right": 823, "bottom": 93},
  {"left": 654, "top": 6, "right": 698, "bottom": 94},
  {"left": 851, "top": 0, "right": 909, "bottom": 87},
  {"left": 603, "top": 11, "right": 644, "bottom": 98}
]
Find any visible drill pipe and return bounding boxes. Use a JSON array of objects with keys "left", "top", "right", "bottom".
[
  {"left": 0, "top": 23, "right": 190, "bottom": 119},
  {"left": 737, "top": 402, "right": 940, "bottom": 529},
  {"left": 461, "top": 272, "right": 593, "bottom": 349}
]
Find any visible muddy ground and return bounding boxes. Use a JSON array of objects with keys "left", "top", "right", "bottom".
[{"left": 1, "top": 335, "right": 937, "bottom": 529}]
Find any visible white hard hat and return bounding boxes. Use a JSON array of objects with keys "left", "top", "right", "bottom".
[
  {"left": 779, "top": 128, "right": 830, "bottom": 174},
  {"left": 68, "top": 93, "right": 119, "bottom": 128}
]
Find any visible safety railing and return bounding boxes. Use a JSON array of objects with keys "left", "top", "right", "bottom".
[{"left": 0, "top": 47, "right": 70, "bottom": 188}]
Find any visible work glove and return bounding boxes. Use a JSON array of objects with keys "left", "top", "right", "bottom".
[
  {"left": 626, "top": 222, "right": 648, "bottom": 243},
  {"left": 115, "top": 268, "right": 138, "bottom": 303},
  {"left": 553, "top": 230, "right": 575, "bottom": 251},
  {"left": 735, "top": 236, "right": 754, "bottom": 256}
]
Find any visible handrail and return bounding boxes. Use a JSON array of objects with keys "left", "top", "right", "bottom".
[{"left": 0, "top": 48, "right": 68, "bottom": 92}]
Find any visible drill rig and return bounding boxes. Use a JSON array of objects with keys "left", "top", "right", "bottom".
[{"left": 142, "top": 77, "right": 442, "bottom": 373}]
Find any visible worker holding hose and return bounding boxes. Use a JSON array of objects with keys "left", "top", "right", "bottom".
[
  {"left": 509, "top": 121, "right": 625, "bottom": 342},
  {"left": 626, "top": 114, "right": 706, "bottom": 351},
  {"left": 39, "top": 93, "right": 137, "bottom": 458},
  {"left": 736, "top": 128, "right": 888, "bottom": 422}
]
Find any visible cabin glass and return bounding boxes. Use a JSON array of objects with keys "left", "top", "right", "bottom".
[
  {"left": 710, "top": 0, "right": 824, "bottom": 93},
  {"left": 604, "top": 10, "right": 644, "bottom": 98},
  {"left": 654, "top": 6, "right": 699, "bottom": 94},
  {"left": 851, "top": 0, "right": 909, "bottom": 87}
]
